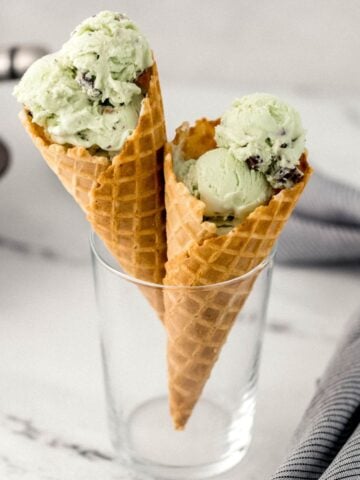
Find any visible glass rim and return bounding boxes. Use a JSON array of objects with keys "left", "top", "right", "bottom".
[{"left": 90, "top": 230, "right": 275, "bottom": 290}]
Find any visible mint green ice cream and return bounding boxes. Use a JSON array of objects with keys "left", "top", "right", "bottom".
[
  {"left": 13, "top": 11, "right": 153, "bottom": 152},
  {"left": 174, "top": 148, "right": 272, "bottom": 228},
  {"left": 215, "top": 93, "right": 305, "bottom": 189},
  {"left": 175, "top": 93, "right": 306, "bottom": 231}
]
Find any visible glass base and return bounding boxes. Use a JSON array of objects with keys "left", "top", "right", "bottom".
[{"left": 115, "top": 395, "right": 254, "bottom": 480}]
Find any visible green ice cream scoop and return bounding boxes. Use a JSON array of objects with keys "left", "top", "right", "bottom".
[
  {"left": 215, "top": 93, "right": 306, "bottom": 189},
  {"left": 13, "top": 11, "right": 153, "bottom": 152},
  {"left": 174, "top": 148, "right": 273, "bottom": 224}
]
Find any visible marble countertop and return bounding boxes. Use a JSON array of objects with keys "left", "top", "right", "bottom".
[{"left": 0, "top": 81, "right": 359, "bottom": 479}]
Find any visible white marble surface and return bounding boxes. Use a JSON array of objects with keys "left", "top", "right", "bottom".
[{"left": 0, "top": 80, "right": 360, "bottom": 479}]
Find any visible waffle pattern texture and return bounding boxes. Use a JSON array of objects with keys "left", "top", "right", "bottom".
[
  {"left": 21, "top": 63, "right": 167, "bottom": 284},
  {"left": 164, "top": 119, "right": 312, "bottom": 429}
]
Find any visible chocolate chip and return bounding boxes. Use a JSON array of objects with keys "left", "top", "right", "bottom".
[
  {"left": 77, "top": 72, "right": 101, "bottom": 98},
  {"left": 270, "top": 166, "right": 303, "bottom": 187},
  {"left": 100, "top": 98, "right": 113, "bottom": 107},
  {"left": 100, "top": 98, "right": 115, "bottom": 114},
  {"left": 82, "top": 72, "right": 95, "bottom": 87},
  {"left": 265, "top": 137, "right": 273, "bottom": 147},
  {"left": 246, "top": 155, "right": 263, "bottom": 170},
  {"left": 283, "top": 167, "right": 303, "bottom": 183},
  {"left": 77, "top": 130, "right": 88, "bottom": 141},
  {"left": 280, "top": 143, "right": 288, "bottom": 148}
]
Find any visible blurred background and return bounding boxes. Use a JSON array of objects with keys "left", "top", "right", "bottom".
[
  {"left": 2, "top": 0, "right": 360, "bottom": 93},
  {"left": 0, "top": 2, "right": 359, "bottom": 479}
]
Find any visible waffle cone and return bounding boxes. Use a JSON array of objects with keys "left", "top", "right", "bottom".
[
  {"left": 164, "top": 119, "right": 312, "bottom": 429},
  {"left": 20, "top": 63, "right": 167, "bottom": 316}
]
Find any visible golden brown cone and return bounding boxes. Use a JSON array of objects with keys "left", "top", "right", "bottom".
[
  {"left": 20, "top": 62, "right": 167, "bottom": 315},
  {"left": 164, "top": 119, "right": 313, "bottom": 429}
]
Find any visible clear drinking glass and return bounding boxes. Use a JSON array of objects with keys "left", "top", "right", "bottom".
[{"left": 90, "top": 232, "right": 274, "bottom": 480}]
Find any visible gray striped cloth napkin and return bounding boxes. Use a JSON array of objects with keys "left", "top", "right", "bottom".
[
  {"left": 271, "top": 311, "right": 360, "bottom": 479},
  {"left": 277, "top": 172, "right": 360, "bottom": 264}
]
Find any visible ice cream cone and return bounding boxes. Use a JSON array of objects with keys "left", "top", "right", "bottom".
[
  {"left": 20, "top": 63, "right": 167, "bottom": 315},
  {"left": 164, "top": 119, "right": 312, "bottom": 429}
]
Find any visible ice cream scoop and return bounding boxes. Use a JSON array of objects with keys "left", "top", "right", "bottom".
[
  {"left": 13, "top": 11, "right": 153, "bottom": 152},
  {"left": 174, "top": 147, "right": 272, "bottom": 224},
  {"left": 215, "top": 93, "right": 306, "bottom": 188},
  {"left": 175, "top": 94, "right": 306, "bottom": 231}
]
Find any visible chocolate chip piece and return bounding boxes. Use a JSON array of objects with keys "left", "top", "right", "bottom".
[
  {"left": 280, "top": 143, "right": 288, "bottom": 148},
  {"left": 77, "top": 72, "right": 101, "bottom": 98},
  {"left": 92, "top": 89, "right": 102, "bottom": 98},
  {"left": 77, "top": 130, "right": 88, "bottom": 141},
  {"left": 265, "top": 137, "right": 273, "bottom": 147},
  {"left": 271, "top": 166, "right": 303, "bottom": 187},
  {"left": 246, "top": 155, "right": 263, "bottom": 170},
  {"left": 100, "top": 98, "right": 115, "bottom": 114},
  {"left": 100, "top": 98, "right": 113, "bottom": 107},
  {"left": 284, "top": 167, "right": 303, "bottom": 184},
  {"left": 80, "top": 72, "right": 95, "bottom": 88}
]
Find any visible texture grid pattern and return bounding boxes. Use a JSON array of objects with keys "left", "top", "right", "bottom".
[
  {"left": 21, "top": 62, "right": 167, "bottom": 284},
  {"left": 164, "top": 119, "right": 312, "bottom": 429}
]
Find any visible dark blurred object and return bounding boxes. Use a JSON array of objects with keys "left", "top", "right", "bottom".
[
  {"left": 0, "top": 45, "right": 48, "bottom": 80},
  {"left": 0, "top": 140, "right": 10, "bottom": 178},
  {"left": 271, "top": 310, "right": 360, "bottom": 479},
  {"left": 278, "top": 172, "right": 360, "bottom": 265},
  {"left": 0, "top": 45, "right": 47, "bottom": 177}
]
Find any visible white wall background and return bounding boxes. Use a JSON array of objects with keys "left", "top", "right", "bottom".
[{"left": 1, "top": 0, "right": 360, "bottom": 94}]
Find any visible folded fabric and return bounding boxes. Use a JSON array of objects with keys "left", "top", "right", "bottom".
[
  {"left": 271, "top": 310, "right": 360, "bottom": 479},
  {"left": 277, "top": 172, "right": 360, "bottom": 264}
]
